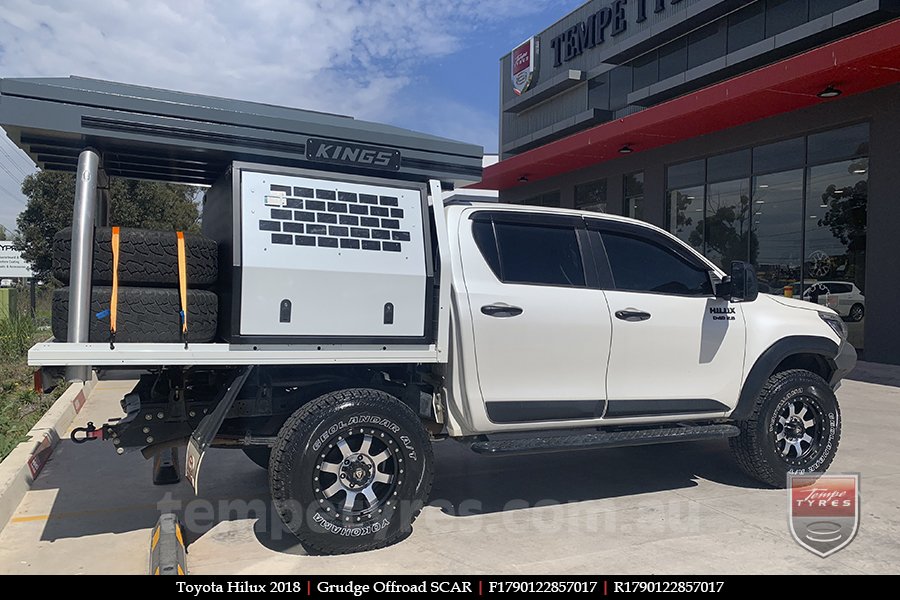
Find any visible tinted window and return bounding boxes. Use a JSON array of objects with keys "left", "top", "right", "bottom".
[
  {"left": 753, "top": 137, "right": 806, "bottom": 173},
  {"left": 728, "top": 2, "right": 766, "bottom": 53},
  {"left": 688, "top": 21, "right": 726, "bottom": 70},
  {"left": 809, "top": 0, "right": 859, "bottom": 20},
  {"left": 575, "top": 178, "right": 608, "bottom": 212},
  {"left": 602, "top": 231, "right": 713, "bottom": 296},
  {"left": 766, "top": 0, "right": 808, "bottom": 37},
  {"left": 658, "top": 39, "right": 687, "bottom": 81},
  {"left": 523, "top": 191, "right": 561, "bottom": 207},
  {"left": 472, "top": 220, "right": 501, "bottom": 279},
  {"left": 667, "top": 159, "right": 705, "bottom": 188},
  {"left": 825, "top": 283, "right": 852, "bottom": 294},
  {"left": 632, "top": 51, "right": 659, "bottom": 90},
  {"left": 707, "top": 149, "right": 751, "bottom": 182},
  {"left": 495, "top": 222, "right": 585, "bottom": 287},
  {"left": 609, "top": 66, "right": 632, "bottom": 111},
  {"left": 807, "top": 123, "right": 869, "bottom": 164}
]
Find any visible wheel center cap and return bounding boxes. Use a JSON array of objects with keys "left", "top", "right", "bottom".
[
  {"left": 341, "top": 454, "right": 374, "bottom": 489},
  {"left": 786, "top": 419, "right": 805, "bottom": 440}
]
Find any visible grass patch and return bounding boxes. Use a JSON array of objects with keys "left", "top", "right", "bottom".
[{"left": 0, "top": 326, "right": 64, "bottom": 461}]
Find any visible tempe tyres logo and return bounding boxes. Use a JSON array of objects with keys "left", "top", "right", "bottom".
[{"left": 789, "top": 474, "right": 859, "bottom": 557}]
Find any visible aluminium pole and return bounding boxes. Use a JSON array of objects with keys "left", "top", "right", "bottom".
[{"left": 66, "top": 149, "right": 100, "bottom": 382}]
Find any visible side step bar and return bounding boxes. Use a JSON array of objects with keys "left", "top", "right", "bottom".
[{"left": 470, "top": 424, "right": 740, "bottom": 456}]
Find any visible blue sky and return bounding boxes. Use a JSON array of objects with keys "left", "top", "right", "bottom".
[{"left": 0, "top": 0, "right": 583, "bottom": 234}]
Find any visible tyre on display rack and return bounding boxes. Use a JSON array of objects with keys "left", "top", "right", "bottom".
[
  {"left": 51, "top": 287, "right": 218, "bottom": 343},
  {"left": 53, "top": 227, "right": 218, "bottom": 287}
]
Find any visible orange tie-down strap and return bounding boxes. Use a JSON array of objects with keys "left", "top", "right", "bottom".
[
  {"left": 176, "top": 231, "right": 188, "bottom": 347},
  {"left": 109, "top": 226, "right": 120, "bottom": 348}
]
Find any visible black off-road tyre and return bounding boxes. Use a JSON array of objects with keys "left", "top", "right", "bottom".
[
  {"left": 51, "top": 286, "right": 218, "bottom": 343},
  {"left": 269, "top": 388, "right": 433, "bottom": 555},
  {"left": 53, "top": 227, "right": 218, "bottom": 286},
  {"left": 730, "top": 369, "right": 841, "bottom": 488},
  {"left": 243, "top": 448, "right": 272, "bottom": 470}
]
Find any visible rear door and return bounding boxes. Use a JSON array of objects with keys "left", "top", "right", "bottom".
[
  {"left": 588, "top": 220, "right": 746, "bottom": 417},
  {"left": 459, "top": 210, "right": 612, "bottom": 423}
]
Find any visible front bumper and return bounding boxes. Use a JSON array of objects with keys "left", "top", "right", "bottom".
[{"left": 830, "top": 340, "right": 858, "bottom": 388}]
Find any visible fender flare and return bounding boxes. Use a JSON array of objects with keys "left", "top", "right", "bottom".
[{"left": 730, "top": 336, "right": 838, "bottom": 421}]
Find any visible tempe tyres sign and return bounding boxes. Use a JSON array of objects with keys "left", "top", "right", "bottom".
[{"left": 0, "top": 241, "right": 34, "bottom": 278}]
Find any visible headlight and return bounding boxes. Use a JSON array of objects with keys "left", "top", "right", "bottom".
[{"left": 819, "top": 312, "right": 847, "bottom": 340}]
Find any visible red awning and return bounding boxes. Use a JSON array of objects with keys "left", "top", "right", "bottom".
[{"left": 475, "top": 18, "right": 900, "bottom": 191}]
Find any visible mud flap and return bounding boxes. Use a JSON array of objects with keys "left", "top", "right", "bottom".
[{"left": 185, "top": 366, "right": 253, "bottom": 494}]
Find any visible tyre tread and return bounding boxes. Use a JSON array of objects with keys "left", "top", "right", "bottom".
[{"left": 269, "top": 388, "right": 433, "bottom": 556}]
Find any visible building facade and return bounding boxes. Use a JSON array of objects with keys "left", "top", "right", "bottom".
[{"left": 479, "top": 0, "right": 900, "bottom": 364}]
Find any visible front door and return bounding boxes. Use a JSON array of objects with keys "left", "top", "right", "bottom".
[
  {"left": 459, "top": 210, "right": 612, "bottom": 424},
  {"left": 590, "top": 221, "right": 746, "bottom": 417}
]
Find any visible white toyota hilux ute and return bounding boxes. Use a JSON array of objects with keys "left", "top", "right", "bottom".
[{"left": 42, "top": 197, "right": 856, "bottom": 556}]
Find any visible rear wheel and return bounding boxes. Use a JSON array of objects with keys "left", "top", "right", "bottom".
[
  {"left": 729, "top": 369, "right": 841, "bottom": 487},
  {"left": 848, "top": 303, "right": 864, "bottom": 322},
  {"left": 269, "top": 388, "right": 433, "bottom": 555}
]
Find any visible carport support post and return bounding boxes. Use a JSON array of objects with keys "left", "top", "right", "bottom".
[{"left": 66, "top": 148, "right": 101, "bottom": 382}]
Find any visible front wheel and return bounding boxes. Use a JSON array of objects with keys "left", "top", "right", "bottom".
[
  {"left": 269, "top": 388, "right": 433, "bottom": 555},
  {"left": 848, "top": 303, "right": 864, "bottom": 322},
  {"left": 729, "top": 369, "right": 841, "bottom": 488}
]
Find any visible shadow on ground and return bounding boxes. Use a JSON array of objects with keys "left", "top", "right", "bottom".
[{"left": 24, "top": 429, "right": 762, "bottom": 557}]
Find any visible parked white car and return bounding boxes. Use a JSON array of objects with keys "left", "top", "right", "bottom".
[{"left": 802, "top": 281, "right": 866, "bottom": 322}]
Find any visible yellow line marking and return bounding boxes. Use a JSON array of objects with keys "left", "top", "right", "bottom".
[
  {"left": 154, "top": 566, "right": 160, "bottom": 575},
  {"left": 175, "top": 524, "right": 184, "bottom": 547},
  {"left": 9, "top": 503, "right": 160, "bottom": 524},
  {"left": 177, "top": 564, "right": 185, "bottom": 575},
  {"left": 151, "top": 526, "right": 160, "bottom": 551}
]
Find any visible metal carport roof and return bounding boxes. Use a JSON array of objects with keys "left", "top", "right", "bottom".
[{"left": 0, "top": 76, "right": 483, "bottom": 186}]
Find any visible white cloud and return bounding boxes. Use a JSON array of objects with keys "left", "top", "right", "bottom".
[{"left": 0, "top": 0, "right": 564, "bottom": 231}]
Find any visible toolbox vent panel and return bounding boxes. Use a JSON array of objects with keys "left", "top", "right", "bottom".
[{"left": 232, "top": 169, "right": 429, "bottom": 339}]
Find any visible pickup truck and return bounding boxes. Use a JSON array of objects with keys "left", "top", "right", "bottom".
[
  {"left": 64, "top": 187, "right": 856, "bottom": 555},
  {"left": 7, "top": 78, "right": 855, "bottom": 557}
]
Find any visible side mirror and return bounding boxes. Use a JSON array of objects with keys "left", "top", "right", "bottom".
[{"left": 730, "top": 261, "right": 759, "bottom": 303}]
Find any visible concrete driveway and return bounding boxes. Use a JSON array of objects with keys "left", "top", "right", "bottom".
[{"left": 0, "top": 364, "right": 898, "bottom": 574}]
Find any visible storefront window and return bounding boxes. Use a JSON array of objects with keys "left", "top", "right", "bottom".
[
  {"left": 752, "top": 169, "right": 804, "bottom": 295},
  {"left": 703, "top": 178, "right": 752, "bottom": 268},
  {"left": 624, "top": 172, "right": 645, "bottom": 221},
  {"left": 667, "top": 185, "right": 704, "bottom": 254},
  {"left": 575, "top": 179, "right": 607, "bottom": 213},
  {"left": 753, "top": 136, "right": 805, "bottom": 173},
  {"left": 804, "top": 158, "right": 868, "bottom": 332},
  {"left": 522, "top": 191, "right": 561, "bottom": 207}
]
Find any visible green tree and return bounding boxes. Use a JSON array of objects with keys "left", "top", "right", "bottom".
[{"left": 14, "top": 171, "right": 200, "bottom": 281}]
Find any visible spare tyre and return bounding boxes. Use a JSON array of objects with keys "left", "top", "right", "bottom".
[
  {"left": 52, "top": 287, "right": 218, "bottom": 343},
  {"left": 53, "top": 227, "right": 218, "bottom": 287}
]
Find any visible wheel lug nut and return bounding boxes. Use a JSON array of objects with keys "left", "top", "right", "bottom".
[{"left": 340, "top": 473, "right": 346, "bottom": 479}]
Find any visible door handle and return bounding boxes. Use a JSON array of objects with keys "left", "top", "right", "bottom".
[
  {"left": 615, "top": 309, "right": 651, "bottom": 322},
  {"left": 481, "top": 303, "right": 523, "bottom": 318}
]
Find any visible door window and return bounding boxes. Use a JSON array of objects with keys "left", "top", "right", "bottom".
[
  {"left": 471, "top": 216, "right": 585, "bottom": 287},
  {"left": 601, "top": 230, "right": 713, "bottom": 296}
]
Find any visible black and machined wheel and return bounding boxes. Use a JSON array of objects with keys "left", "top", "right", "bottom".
[
  {"left": 269, "top": 388, "right": 434, "bottom": 555},
  {"left": 848, "top": 303, "right": 864, "bottom": 322},
  {"left": 242, "top": 447, "right": 272, "bottom": 470},
  {"left": 730, "top": 369, "right": 841, "bottom": 488}
]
